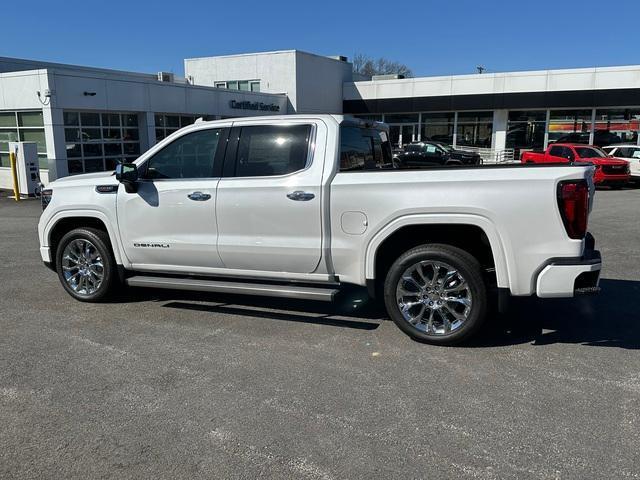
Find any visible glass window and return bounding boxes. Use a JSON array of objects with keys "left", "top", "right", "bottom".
[
  {"left": 548, "top": 110, "right": 592, "bottom": 144},
  {"left": 80, "top": 112, "right": 100, "bottom": 126},
  {"left": 235, "top": 125, "right": 311, "bottom": 177},
  {"left": 0, "top": 153, "right": 10, "bottom": 167},
  {"left": 227, "top": 81, "right": 239, "bottom": 90},
  {"left": 63, "top": 110, "right": 141, "bottom": 174},
  {"left": 353, "top": 114, "right": 383, "bottom": 122},
  {"left": 154, "top": 114, "right": 165, "bottom": 127},
  {"left": 238, "top": 81, "right": 250, "bottom": 91},
  {"left": 421, "top": 112, "right": 455, "bottom": 145},
  {"left": 64, "top": 111, "right": 79, "bottom": 126},
  {"left": 385, "top": 113, "right": 419, "bottom": 124},
  {"left": 0, "top": 129, "right": 19, "bottom": 151},
  {"left": 549, "top": 145, "right": 564, "bottom": 157},
  {"left": 506, "top": 110, "right": 547, "bottom": 159},
  {"left": 250, "top": 81, "right": 260, "bottom": 92},
  {"left": 145, "top": 129, "right": 221, "bottom": 179},
  {"left": 102, "top": 113, "right": 121, "bottom": 127},
  {"left": 166, "top": 115, "right": 180, "bottom": 128},
  {"left": 339, "top": 126, "right": 392, "bottom": 171},
  {"left": 214, "top": 82, "right": 227, "bottom": 88},
  {"left": 575, "top": 146, "right": 605, "bottom": 158},
  {"left": 18, "top": 111, "right": 44, "bottom": 127},
  {"left": 456, "top": 111, "right": 493, "bottom": 147},
  {"left": 122, "top": 113, "right": 138, "bottom": 127},
  {"left": 0, "top": 112, "right": 16, "bottom": 127},
  {"left": 19, "top": 129, "right": 46, "bottom": 153},
  {"left": 594, "top": 108, "right": 640, "bottom": 146}
]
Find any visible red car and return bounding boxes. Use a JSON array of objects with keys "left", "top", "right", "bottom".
[{"left": 521, "top": 143, "right": 630, "bottom": 186}]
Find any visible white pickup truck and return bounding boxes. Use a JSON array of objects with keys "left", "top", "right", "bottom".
[{"left": 38, "top": 115, "right": 601, "bottom": 345}]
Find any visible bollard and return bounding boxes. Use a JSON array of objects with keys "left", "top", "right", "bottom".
[{"left": 9, "top": 151, "right": 20, "bottom": 202}]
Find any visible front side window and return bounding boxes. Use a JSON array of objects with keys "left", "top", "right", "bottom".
[
  {"left": 575, "top": 147, "right": 605, "bottom": 158},
  {"left": 339, "top": 126, "right": 392, "bottom": 171},
  {"left": 145, "top": 128, "right": 221, "bottom": 179},
  {"left": 234, "top": 125, "right": 311, "bottom": 177}
]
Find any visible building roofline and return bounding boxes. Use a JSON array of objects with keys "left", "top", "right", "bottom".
[
  {"left": 350, "top": 64, "right": 640, "bottom": 86},
  {"left": 184, "top": 49, "right": 351, "bottom": 64}
]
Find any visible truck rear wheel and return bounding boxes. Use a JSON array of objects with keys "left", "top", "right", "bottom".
[
  {"left": 383, "top": 244, "right": 487, "bottom": 345},
  {"left": 55, "top": 227, "right": 117, "bottom": 302}
]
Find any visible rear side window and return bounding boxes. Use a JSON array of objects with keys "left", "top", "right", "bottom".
[
  {"left": 235, "top": 124, "right": 311, "bottom": 177},
  {"left": 549, "top": 145, "right": 564, "bottom": 157},
  {"left": 339, "top": 126, "right": 393, "bottom": 171}
]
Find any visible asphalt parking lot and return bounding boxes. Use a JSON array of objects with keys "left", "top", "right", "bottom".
[{"left": 1, "top": 189, "right": 639, "bottom": 479}]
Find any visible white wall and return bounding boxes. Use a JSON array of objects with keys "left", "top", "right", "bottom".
[
  {"left": 344, "top": 65, "right": 640, "bottom": 101},
  {"left": 185, "top": 51, "right": 298, "bottom": 112},
  {"left": 185, "top": 50, "right": 354, "bottom": 114}
]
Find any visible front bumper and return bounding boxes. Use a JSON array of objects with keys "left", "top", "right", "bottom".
[
  {"left": 536, "top": 234, "right": 601, "bottom": 298},
  {"left": 593, "top": 170, "right": 630, "bottom": 184}
]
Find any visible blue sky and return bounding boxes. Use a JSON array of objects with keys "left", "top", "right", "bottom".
[{"left": 3, "top": 0, "right": 639, "bottom": 77}]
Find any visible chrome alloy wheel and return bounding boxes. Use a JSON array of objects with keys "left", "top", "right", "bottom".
[
  {"left": 61, "top": 239, "right": 104, "bottom": 296},
  {"left": 395, "top": 260, "right": 472, "bottom": 335}
]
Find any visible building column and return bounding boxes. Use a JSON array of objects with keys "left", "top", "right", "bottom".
[
  {"left": 492, "top": 110, "right": 508, "bottom": 151},
  {"left": 42, "top": 106, "right": 68, "bottom": 182},
  {"left": 140, "top": 112, "right": 156, "bottom": 152}
]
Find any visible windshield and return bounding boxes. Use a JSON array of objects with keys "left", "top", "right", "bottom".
[
  {"left": 437, "top": 143, "right": 454, "bottom": 153},
  {"left": 575, "top": 147, "right": 606, "bottom": 158}
]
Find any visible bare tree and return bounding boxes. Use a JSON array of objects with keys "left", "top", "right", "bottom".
[{"left": 352, "top": 54, "right": 413, "bottom": 78}]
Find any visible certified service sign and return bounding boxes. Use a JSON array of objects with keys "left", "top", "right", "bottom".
[{"left": 229, "top": 100, "right": 280, "bottom": 112}]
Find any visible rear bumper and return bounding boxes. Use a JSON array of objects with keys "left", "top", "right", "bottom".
[{"left": 536, "top": 235, "right": 601, "bottom": 298}]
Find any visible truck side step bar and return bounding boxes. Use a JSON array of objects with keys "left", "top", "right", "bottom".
[{"left": 125, "top": 275, "right": 340, "bottom": 302}]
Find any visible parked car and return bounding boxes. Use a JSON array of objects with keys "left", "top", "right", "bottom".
[
  {"left": 602, "top": 144, "right": 640, "bottom": 181},
  {"left": 553, "top": 130, "right": 623, "bottom": 147},
  {"left": 38, "top": 115, "right": 601, "bottom": 345},
  {"left": 521, "top": 143, "right": 630, "bottom": 186},
  {"left": 394, "top": 141, "right": 482, "bottom": 168}
]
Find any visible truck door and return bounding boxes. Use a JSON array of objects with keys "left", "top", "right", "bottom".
[
  {"left": 548, "top": 145, "right": 570, "bottom": 163},
  {"left": 215, "top": 121, "right": 324, "bottom": 274},
  {"left": 117, "top": 126, "right": 228, "bottom": 270}
]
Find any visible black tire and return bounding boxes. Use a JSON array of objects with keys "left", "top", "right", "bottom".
[
  {"left": 55, "top": 227, "right": 117, "bottom": 302},
  {"left": 383, "top": 244, "right": 487, "bottom": 345}
]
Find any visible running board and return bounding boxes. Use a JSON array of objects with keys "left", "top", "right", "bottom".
[{"left": 125, "top": 275, "right": 340, "bottom": 301}]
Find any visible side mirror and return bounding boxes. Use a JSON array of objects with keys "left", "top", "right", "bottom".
[{"left": 115, "top": 163, "right": 138, "bottom": 192}]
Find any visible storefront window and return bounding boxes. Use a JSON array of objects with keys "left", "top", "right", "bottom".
[
  {"left": 421, "top": 112, "right": 455, "bottom": 145},
  {"left": 154, "top": 114, "right": 200, "bottom": 142},
  {"left": 548, "top": 110, "right": 592, "bottom": 144},
  {"left": 506, "top": 110, "right": 546, "bottom": 159},
  {"left": 0, "top": 110, "right": 47, "bottom": 169},
  {"left": 594, "top": 108, "right": 640, "bottom": 146},
  {"left": 457, "top": 112, "right": 493, "bottom": 147},
  {"left": 64, "top": 110, "right": 141, "bottom": 173}
]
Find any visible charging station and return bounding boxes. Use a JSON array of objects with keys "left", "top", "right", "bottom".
[{"left": 8, "top": 142, "right": 41, "bottom": 197}]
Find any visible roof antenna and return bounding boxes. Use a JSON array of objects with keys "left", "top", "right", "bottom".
[{"left": 476, "top": 65, "right": 486, "bottom": 74}]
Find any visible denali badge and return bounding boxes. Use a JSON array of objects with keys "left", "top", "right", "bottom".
[{"left": 134, "top": 243, "right": 170, "bottom": 248}]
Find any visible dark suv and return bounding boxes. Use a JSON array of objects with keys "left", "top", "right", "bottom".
[{"left": 394, "top": 141, "right": 482, "bottom": 168}]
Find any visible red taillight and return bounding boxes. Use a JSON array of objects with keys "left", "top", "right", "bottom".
[{"left": 557, "top": 181, "right": 589, "bottom": 239}]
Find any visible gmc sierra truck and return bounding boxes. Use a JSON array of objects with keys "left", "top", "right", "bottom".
[{"left": 38, "top": 115, "right": 602, "bottom": 345}]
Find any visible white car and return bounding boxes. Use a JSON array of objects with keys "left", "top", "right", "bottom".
[
  {"left": 38, "top": 115, "right": 601, "bottom": 345},
  {"left": 602, "top": 144, "right": 640, "bottom": 179}
]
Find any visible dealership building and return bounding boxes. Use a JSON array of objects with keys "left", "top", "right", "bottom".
[{"left": 2, "top": 49, "right": 640, "bottom": 187}]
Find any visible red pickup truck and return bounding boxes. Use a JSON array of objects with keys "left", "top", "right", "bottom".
[{"left": 521, "top": 144, "right": 630, "bottom": 185}]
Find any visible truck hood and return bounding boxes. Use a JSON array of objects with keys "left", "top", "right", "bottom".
[
  {"left": 50, "top": 170, "right": 115, "bottom": 186},
  {"left": 581, "top": 157, "right": 629, "bottom": 166}
]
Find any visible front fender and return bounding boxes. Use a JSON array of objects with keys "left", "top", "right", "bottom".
[{"left": 40, "top": 209, "right": 125, "bottom": 266}]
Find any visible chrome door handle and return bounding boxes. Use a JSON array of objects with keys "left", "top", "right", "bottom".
[
  {"left": 187, "top": 191, "right": 211, "bottom": 201},
  {"left": 287, "top": 191, "right": 315, "bottom": 201}
]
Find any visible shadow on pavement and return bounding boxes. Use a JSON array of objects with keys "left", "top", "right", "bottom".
[
  {"left": 115, "top": 278, "right": 639, "bottom": 347},
  {"left": 471, "top": 278, "right": 640, "bottom": 349}
]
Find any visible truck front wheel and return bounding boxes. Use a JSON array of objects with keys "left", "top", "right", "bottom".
[
  {"left": 383, "top": 244, "right": 487, "bottom": 345},
  {"left": 55, "top": 227, "right": 117, "bottom": 302}
]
